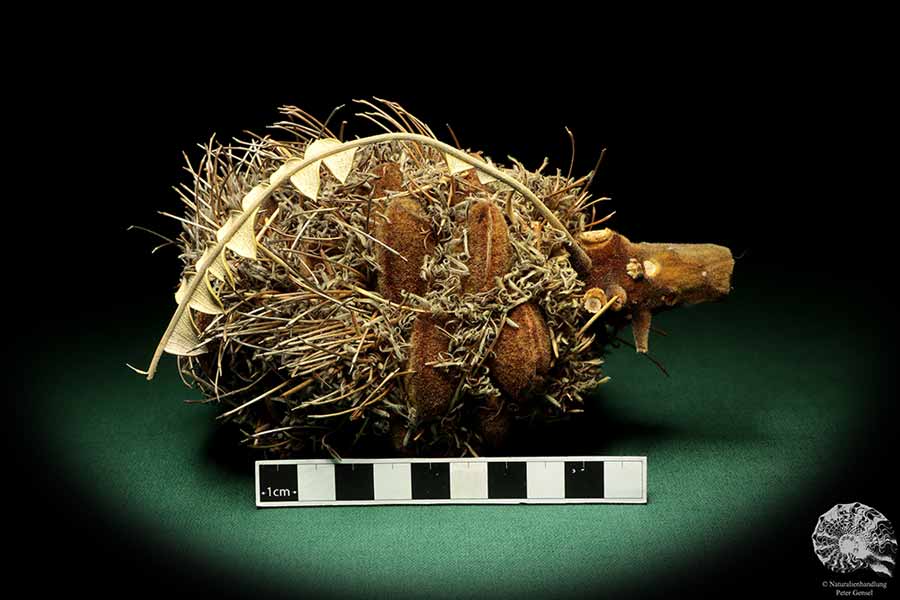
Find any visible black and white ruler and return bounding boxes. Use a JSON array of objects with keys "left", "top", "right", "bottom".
[{"left": 256, "top": 456, "right": 646, "bottom": 507}]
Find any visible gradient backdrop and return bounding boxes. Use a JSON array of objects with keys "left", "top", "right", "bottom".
[{"left": 14, "top": 22, "right": 896, "bottom": 600}]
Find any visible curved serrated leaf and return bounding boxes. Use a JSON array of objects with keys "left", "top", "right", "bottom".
[
  {"left": 326, "top": 148, "right": 357, "bottom": 183},
  {"left": 175, "top": 276, "right": 223, "bottom": 315},
  {"left": 148, "top": 131, "right": 591, "bottom": 381},
  {"left": 269, "top": 160, "right": 301, "bottom": 186},
  {"left": 477, "top": 158, "right": 497, "bottom": 184},
  {"left": 446, "top": 152, "right": 496, "bottom": 183},
  {"left": 163, "top": 308, "right": 207, "bottom": 356},
  {"left": 217, "top": 209, "right": 258, "bottom": 259},
  {"left": 200, "top": 246, "right": 231, "bottom": 284},
  {"left": 290, "top": 161, "right": 320, "bottom": 200},
  {"left": 242, "top": 183, "right": 269, "bottom": 211},
  {"left": 306, "top": 138, "right": 357, "bottom": 183},
  {"left": 445, "top": 153, "right": 473, "bottom": 175}
]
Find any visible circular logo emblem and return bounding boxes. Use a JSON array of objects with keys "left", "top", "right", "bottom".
[{"left": 812, "top": 502, "right": 897, "bottom": 576}]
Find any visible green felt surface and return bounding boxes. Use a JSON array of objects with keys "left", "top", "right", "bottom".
[{"left": 31, "top": 272, "right": 879, "bottom": 598}]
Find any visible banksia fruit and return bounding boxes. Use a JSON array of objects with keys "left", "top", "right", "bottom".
[{"left": 141, "top": 99, "right": 734, "bottom": 458}]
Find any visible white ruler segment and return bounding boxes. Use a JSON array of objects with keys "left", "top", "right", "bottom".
[{"left": 256, "top": 456, "right": 647, "bottom": 507}]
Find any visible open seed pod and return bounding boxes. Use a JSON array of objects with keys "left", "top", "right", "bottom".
[{"left": 143, "top": 99, "right": 734, "bottom": 458}]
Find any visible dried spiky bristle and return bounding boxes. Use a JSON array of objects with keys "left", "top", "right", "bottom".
[{"left": 161, "top": 99, "right": 619, "bottom": 458}]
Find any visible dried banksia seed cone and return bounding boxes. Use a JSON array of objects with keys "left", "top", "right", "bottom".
[{"left": 143, "top": 99, "right": 734, "bottom": 458}]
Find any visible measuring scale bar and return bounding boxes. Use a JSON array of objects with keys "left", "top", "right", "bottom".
[{"left": 256, "top": 456, "right": 646, "bottom": 507}]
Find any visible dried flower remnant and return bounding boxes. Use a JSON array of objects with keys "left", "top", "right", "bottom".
[{"left": 140, "top": 99, "right": 734, "bottom": 457}]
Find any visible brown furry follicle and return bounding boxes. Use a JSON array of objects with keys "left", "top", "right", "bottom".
[
  {"left": 476, "top": 303, "right": 552, "bottom": 449},
  {"left": 399, "top": 199, "right": 514, "bottom": 438},
  {"left": 489, "top": 302, "right": 552, "bottom": 400},
  {"left": 450, "top": 170, "right": 487, "bottom": 205},
  {"left": 374, "top": 197, "right": 435, "bottom": 303},
  {"left": 370, "top": 162, "right": 403, "bottom": 199},
  {"left": 477, "top": 394, "right": 513, "bottom": 449},
  {"left": 406, "top": 315, "right": 456, "bottom": 422},
  {"left": 463, "top": 200, "right": 511, "bottom": 293}
]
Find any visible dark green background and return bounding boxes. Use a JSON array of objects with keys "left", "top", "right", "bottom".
[
  {"left": 14, "top": 20, "right": 896, "bottom": 600},
  {"left": 24, "top": 265, "right": 895, "bottom": 599}
]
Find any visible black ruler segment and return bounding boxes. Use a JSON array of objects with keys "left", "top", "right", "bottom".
[
  {"left": 488, "top": 462, "right": 527, "bottom": 499},
  {"left": 411, "top": 463, "right": 451, "bottom": 499},
  {"left": 565, "top": 461, "right": 605, "bottom": 499},
  {"left": 255, "top": 457, "right": 646, "bottom": 507},
  {"left": 258, "top": 464, "right": 299, "bottom": 503},
  {"left": 335, "top": 463, "right": 374, "bottom": 501}
]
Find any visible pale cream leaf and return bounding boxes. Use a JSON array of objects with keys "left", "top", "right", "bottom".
[
  {"left": 290, "top": 163, "right": 320, "bottom": 200},
  {"left": 175, "top": 276, "right": 223, "bottom": 315},
  {"left": 201, "top": 247, "right": 229, "bottom": 283},
  {"left": 476, "top": 158, "right": 497, "bottom": 184},
  {"left": 216, "top": 209, "right": 258, "bottom": 259},
  {"left": 445, "top": 153, "right": 473, "bottom": 175},
  {"left": 306, "top": 138, "right": 357, "bottom": 183},
  {"left": 163, "top": 307, "right": 207, "bottom": 356}
]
